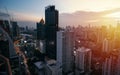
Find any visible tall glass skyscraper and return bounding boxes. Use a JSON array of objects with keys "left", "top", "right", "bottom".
[{"left": 45, "top": 5, "right": 59, "bottom": 59}]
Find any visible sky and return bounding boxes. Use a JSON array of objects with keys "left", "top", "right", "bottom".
[{"left": 0, "top": 0, "right": 120, "bottom": 28}]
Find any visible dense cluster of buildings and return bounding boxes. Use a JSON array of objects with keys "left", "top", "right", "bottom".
[
  {"left": 36, "top": 5, "right": 120, "bottom": 75},
  {"left": 74, "top": 24, "right": 120, "bottom": 75}
]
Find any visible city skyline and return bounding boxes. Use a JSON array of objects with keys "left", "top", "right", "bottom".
[
  {"left": 0, "top": 0, "right": 120, "bottom": 28},
  {"left": 1, "top": 3, "right": 120, "bottom": 75}
]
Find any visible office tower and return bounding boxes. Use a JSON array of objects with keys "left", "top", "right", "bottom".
[
  {"left": 37, "top": 18, "right": 45, "bottom": 40},
  {"left": 113, "top": 23, "right": 120, "bottom": 49},
  {"left": 45, "top": 5, "right": 59, "bottom": 59},
  {"left": 57, "top": 29, "right": 74, "bottom": 75},
  {"left": 117, "top": 51, "right": 120, "bottom": 75},
  {"left": 97, "top": 26, "right": 107, "bottom": 44},
  {"left": 36, "top": 19, "right": 46, "bottom": 53},
  {"left": 45, "top": 5, "right": 58, "bottom": 25},
  {"left": 102, "top": 54, "right": 118, "bottom": 75},
  {"left": 11, "top": 21, "right": 19, "bottom": 38},
  {"left": 102, "top": 38, "right": 113, "bottom": 53},
  {"left": 102, "top": 57, "right": 112, "bottom": 75},
  {"left": 75, "top": 47, "right": 92, "bottom": 75}
]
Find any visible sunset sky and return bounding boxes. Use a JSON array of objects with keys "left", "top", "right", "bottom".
[{"left": 0, "top": 0, "right": 120, "bottom": 27}]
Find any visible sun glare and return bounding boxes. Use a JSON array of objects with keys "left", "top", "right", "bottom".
[{"left": 105, "top": 12, "right": 120, "bottom": 19}]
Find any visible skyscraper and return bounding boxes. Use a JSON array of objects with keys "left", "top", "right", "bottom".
[
  {"left": 75, "top": 47, "right": 92, "bottom": 75},
  {"left": 11, "top": 21, "right": 19, "bottom": 38},
  {"left": 102, "top": 57, "right": 112, "bottom": 75},
  {"left": 37, "top": 18, "right": 45, "bottom": 40},
  {"left": 45, "top": 5, "right": 58, "bottom": 26},
  {"left": 0, "top": 20, "right": 11, "bottom": 36},
  {"left": 102, "top": 54, "right": 118, "bottom": 75},
  {"left": 57, "top": 29, "right": 75, "bottom": 75},
  {"left": 45, "top": 5, "right": 59, "bottom": 59},
  {"left": 102, "top": 38, "right": 113, "bottom": 53},
  {"left": 36, "top": 19, "right": 46, "bottom": 53}
]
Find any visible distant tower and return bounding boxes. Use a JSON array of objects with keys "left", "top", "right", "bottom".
[
  {"left": 0, "top": 20, "right": 11, "bottom": 36},
  {"left": 75, "top": 47, "right": 92, "bottom": 75},
  {"left": 117, "top": 52, "right": 120, "bottom": 75},
  {"left": 113, "top": 22, "right": 120, "bottom": 49},
  {"left": 45, "top": 5, "right": 59, "bottom": 59},
  {"left": 102, "top": 38, "right": 113, "bottom": 53},
  {"left": 97, "top": 26, "right": 107, "bottom": 44},
  {"left": 102, "top": 38, "right": 109, "bottom": 52},
  {"left": 102, "top": 57, "right": 112, "bottom": 75},
  {"left": 102, "top": 54, "right": 118, "bottom": 75},
  {"left": 11, "top": 21, "right": 19, "bottom": 38}
]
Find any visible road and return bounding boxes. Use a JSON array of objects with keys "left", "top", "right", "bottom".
[{"left": 14, "top": 40, "right": 31, "bottom": 75}]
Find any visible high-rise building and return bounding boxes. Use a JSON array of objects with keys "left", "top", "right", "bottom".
[
  {"left": 102, "top": 54, "right": 118, "bottom": 75},
  {"left": 113, "top": 25, "right": 120, "bottom": 49},
  {"left": 37, "top": 18, "right": 45, "bottom": 40},
  {"left": 11, "top": 21, "right": 19, "bottom": 38},
  {"left": 75, "top": 47, "right": 92, "bottom": 75},
  {"left": 102, "top": 57, "right": 112, "bottom": 75},
  {"left": 102, "top": 38, "right": 113, "bottom": 53},
  {"left": 36, "top": 19, "right": 46, "bottom": 53},
  {"left": 45, "top": 5, "right": 59, "bottom": 59},
  {"left": 116, "top": 51, "right": 120, "bottom": 75},
  {"left": 97, "top": 26, "right": 107, "bottom": 44},
  {"left": 57, "top": 29, "right": 74, "bottom": 75},
  {"left": 45, "top": 5, "right": 58, "bottom": 25},
  {"left": 0, "top": 20, "right": 11, "bottom": 36}
]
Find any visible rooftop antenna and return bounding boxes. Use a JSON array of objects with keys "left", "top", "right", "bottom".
[
  {"left": 5, "top": 7, "right": 11, "bottom": 20},
  {"left": 4, "top": 7, "right": 13, "bottom": 28}
]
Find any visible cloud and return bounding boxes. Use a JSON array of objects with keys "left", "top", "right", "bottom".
[
  {"left": 59, "top": 11, "right": 100, "bottom": 27},
  {"left": 99, "top": 8, "right": 120, "bottom": 15},
  {"left": 59, "top": 8, "right": 120, "bottom": 27}
]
